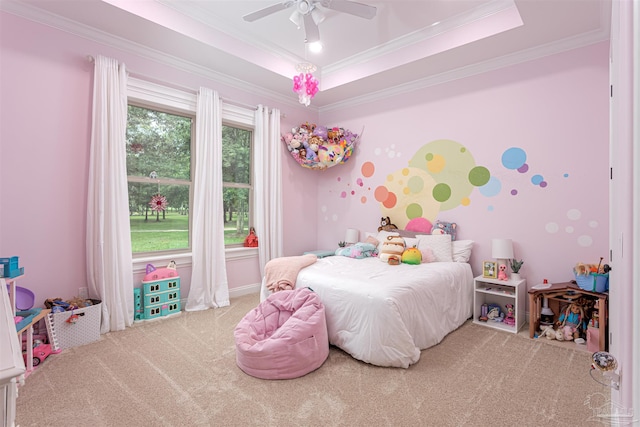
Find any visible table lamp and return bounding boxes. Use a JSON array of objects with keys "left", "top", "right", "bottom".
[
  {"left": 345, "top": 228, "right": 359, "bottom": 246},
  {"left": 492, "top": 238, "right": 514, "bottom": 278}
]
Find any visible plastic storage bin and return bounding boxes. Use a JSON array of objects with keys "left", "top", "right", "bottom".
[{"left": 574, "top": 273, "right": 609, "bottom": 293}]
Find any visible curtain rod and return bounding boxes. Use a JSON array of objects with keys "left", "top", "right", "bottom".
[{"left": 86, "top": 55, "right": 285, "bottom": 116}]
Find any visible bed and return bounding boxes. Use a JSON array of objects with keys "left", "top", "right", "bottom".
[{"left": 260, "top": 238, "right": 474, "bottom": 368}]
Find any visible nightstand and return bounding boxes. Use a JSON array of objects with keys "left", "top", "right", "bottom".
[{"left": 473, "top": 275, "right": 526, "bottom": 333}]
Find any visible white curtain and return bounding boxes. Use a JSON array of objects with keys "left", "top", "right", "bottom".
[
  {"left": 186, "top": 87, "right": 230, "bottom": 310},
  {"left": 86, "top": 55, "right": 134, "bottom": 333},
  {"left": 254, "top": 105, "right": 283, "bottom": 274}
]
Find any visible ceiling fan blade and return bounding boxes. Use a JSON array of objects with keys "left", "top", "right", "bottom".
[
  {"left": 321, "top": 0, "right": 376, "bottom": 19},
  {"left": 243, "top": 1, "right": 293, "bottom": 22},
  {"left": 303, "top": 13, "right": 320, "bottom": 43}
]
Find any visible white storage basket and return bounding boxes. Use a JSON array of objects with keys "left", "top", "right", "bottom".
[{"left": 47, "top": 300, "right": 102, "bottom": 350}]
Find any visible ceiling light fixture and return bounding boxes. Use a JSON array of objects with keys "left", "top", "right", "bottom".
[
  {"left": 292, "top": 62, "right": 319, "bottom": 106},
  {"left": 308, "top": 41, "right": 323, "bottom": 53},
  {"left": 289, "top": 10, "right": 302, "bottom": 28},
  {"left": 311, "top": 7, "right": 324, "bottom": 25}
]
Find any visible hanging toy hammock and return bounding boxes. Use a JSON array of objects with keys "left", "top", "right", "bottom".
[{"left": 282, "top": 122, "right": 362, "bottom": 170}]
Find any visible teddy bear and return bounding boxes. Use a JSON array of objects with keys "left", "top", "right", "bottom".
[{"left": 377, "top": 216, "right": 398, "bottom": 232}]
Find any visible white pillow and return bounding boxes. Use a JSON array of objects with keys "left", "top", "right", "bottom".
[
  {"left": 452, "top": 240, "right": 474, "bottom": 263},
  {"left": 416, "top": 234, "right": 453, "bottom": 262},
  {"left": 403, "top": 237, "right": 419, "bottom": 249}
]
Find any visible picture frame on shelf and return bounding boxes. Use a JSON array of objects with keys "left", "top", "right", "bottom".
[{"left": 483, "top": 261, "right": 497, "bottom": 278}]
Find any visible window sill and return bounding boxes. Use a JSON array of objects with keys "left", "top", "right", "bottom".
[{"left": 132, "top": 247, "right": 258, "bottom": 273}]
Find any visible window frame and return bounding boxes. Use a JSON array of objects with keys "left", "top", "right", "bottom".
[{"left": 127, "top": 78, "right": 258, "bottom": 273}]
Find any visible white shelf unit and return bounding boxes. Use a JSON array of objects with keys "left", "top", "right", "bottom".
[{"left": 473, "top": 275, "right": 526, "bottom": 333}]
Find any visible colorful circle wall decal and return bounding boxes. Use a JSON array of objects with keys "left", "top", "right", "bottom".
[
  {"left": 377, "top": 167, "right": 440, "bottom": 229},
  {"left": 502, "top": 147, "right": 527, "bottom": 170},
  {"left": 408, "top": 140, "right": 485, "bottom": 211}
]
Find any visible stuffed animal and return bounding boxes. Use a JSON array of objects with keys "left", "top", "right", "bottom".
[
  {"left": 377, "top": 216, "right": 398, "bottom": 232},
  {"left": 497, "top": 263, "right": 508, "bottom": 281},
  {"left": 539, "top": 325, "right": 564, "bottom": 341},
  {"left": 401, "top": 246, "right": 422, "bottom": 265},
  {"left": 430, "top": 220, "right": 457, "bottom": 240},
  {"left": 379, "top": 235, "right": 405, "bottom": 265}
]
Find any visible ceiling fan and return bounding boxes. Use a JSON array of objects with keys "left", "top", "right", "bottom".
[{"left": 243, "top": 0, "right": 377, "bottom": 44}]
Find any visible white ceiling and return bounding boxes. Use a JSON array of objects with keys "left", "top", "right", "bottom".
[{"left": 3, "top": 0, "right": 611, "bottom": 109}]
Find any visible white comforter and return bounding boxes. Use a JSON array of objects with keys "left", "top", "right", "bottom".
[{"left": 261, "top": 256, "right": 473, "bottom": 368}]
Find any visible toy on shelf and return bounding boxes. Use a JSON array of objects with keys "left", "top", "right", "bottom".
[{"left": 503, "top": 304, "right": 515, "bottom": 326}]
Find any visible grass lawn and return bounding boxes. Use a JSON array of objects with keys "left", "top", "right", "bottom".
[{"left": 130, "top": 211, "right": 247, "bottom": 252}]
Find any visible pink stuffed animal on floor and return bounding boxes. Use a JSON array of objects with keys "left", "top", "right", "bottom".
[{"left": 498, "top": 263, "right": 508, "bottom": 281}]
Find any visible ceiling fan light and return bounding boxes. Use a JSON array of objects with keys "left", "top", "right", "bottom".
[
  {"left": 289, "top": 10, "right": 302, "bottom": 28},
  {"left": 308, "top": 41, "right": 323, "bottom": 53},
  {"left": 311, "top": 8, "right": 325, "bottom": 25}
]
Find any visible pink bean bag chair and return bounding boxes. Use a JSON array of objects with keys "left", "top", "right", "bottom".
[{"left": 234, "top": 287, "right": 329, "bottom": 379}]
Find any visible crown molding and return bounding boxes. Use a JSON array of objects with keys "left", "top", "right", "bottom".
[
  {"left": 319, "top": 26, "right": 610, "bottom": 113},
  {"left": 0, "top": 0, "right": 302, "bottom": 110}
]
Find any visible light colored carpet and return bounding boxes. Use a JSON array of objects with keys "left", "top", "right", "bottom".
[{"left": 15, "top": 293, "right": 611, "bottom": 427}]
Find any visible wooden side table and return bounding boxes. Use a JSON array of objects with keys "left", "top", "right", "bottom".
[{"left": 528, "top": 281, "right": 608, "bottom": 350}]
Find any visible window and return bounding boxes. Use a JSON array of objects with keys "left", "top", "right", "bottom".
[
  {"left": 126, "top": 78, "right": 256, "bottom": 257},
  {"left": 126, "top": 104, "right": 193, "bottom": 254},
  {"left": 222, "top": 125, "right": 253, "bottom": 246}
]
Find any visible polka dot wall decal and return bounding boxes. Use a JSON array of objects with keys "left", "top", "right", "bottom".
[
  {"left": 351, "top": 190, "right": 355, "bottom": 195},
  {"left": 468, "top": 166, "right": 490, "bottom": 187},
  {"left": 406, "top": 203, "right": 423, "bottom": 219},
  {"left": 461, "top": 197, "right": 470, "bottom": 206},
  {"left": 479, "top": 176, "right": 502, "bottom": 197},
  {"left": 511, "top": 189, "right": 518, "bottom": 195},
  {"left": 564, "top": 173, "right": 569, "bottom": 178},
  {"left": 578, "top": 235, "right": 593, "bottom": 247},
  {"left": 487, "top": 205, "right": 494, "bottom": 211},
  {"left": 517, "top": 164, "right": 529, "bottom": 173},
  {"left": 337, "top": 177, "right": 341, "bottom": 182},
  {"left": 531, "top": 174, "right": 544, "bottom": 185},
  {"left": 546, "top": 222, "right": 559, "bottom": 233},
  {"left": 502, "top": 147, "right": 527, "bottom": 170},
  {"left": 382, "top": 191, "right": 397, "bottom": 208},
  {"left": 356, "top": 178, "right": 363, "bottom": 187},
  {"left": 361, "top": 161, "right": 375, "bottom": 178},
  {"left": 340, "top": 191, "right": 347, "bottom": 198},
  {"left": 361, "top": 196, "right": 367, "bottom": 203},
  {"left": 567, "top": 209, "right": 581, "bottom": 220},
  {"left": 374, "top": 186, "right": 389, "bottom": 202},
  {"left": 432, "top": 183, "right": 451, "bottom": 202}
]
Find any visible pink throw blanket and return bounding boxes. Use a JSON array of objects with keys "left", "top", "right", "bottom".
[{"left": 265, "top": 254, "right": 318, "bottom": 292}]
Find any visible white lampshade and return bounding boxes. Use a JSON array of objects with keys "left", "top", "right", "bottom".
[
  {"left": 345, "top": 228, "right": 359, "bottom": 245},
  {"left": 492, "top": 238, "right": 514, "bottom": 260}
]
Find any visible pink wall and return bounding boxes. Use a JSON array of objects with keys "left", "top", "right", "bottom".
[
  {"left": 318, "top": 42, "right": 610, "bottom": 291},
  {"left": 0, "top": 11, "right": 318, "bottom": 304},
  {"left": 0, "top": 10, "right": 609, "bottom": 310}
]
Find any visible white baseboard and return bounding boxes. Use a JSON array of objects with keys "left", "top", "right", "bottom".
[{"left": 229, "top": 283, "right": 261, "bottom": 299}]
